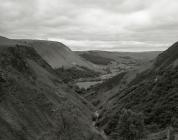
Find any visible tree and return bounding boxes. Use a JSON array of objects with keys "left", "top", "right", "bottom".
[{"left": 112, "top": 109, "right": 145, "bottom": 140}]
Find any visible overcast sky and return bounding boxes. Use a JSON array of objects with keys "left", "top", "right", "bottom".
[{"left": 0, "top": 0, "right": 178, "bottom": 51}]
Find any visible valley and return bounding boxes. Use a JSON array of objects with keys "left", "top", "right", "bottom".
[
  {"left": 75, "top": 73, "right": 118, "bottom": 89},
  {"left": 74, "top": 50, "right": 160, "bottom": 89},
  {"left": 0, "top": 36, "right": 178, "bottom": 140},
  {"left": 2, "top": 0, "right": 178, "bottom": 139}
]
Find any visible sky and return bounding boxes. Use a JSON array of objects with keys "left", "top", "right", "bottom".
[{"left": 0, "top": 0, "right": 178, "bottom": 52}]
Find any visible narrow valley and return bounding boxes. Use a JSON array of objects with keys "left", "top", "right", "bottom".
[{"left": 1, "top": 1, "right": 178, "bottom": 139}]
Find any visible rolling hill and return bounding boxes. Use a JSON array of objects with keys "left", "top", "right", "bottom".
[
  {"left": 76, "top": 50, "right": 161, "bottom": 76},
  {"left": 76, "top": 50, "right": 161, "bottom": 66}
]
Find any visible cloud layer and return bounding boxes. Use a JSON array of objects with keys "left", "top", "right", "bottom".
[{"left": 0, "top": 0, "right": 178, "bottom": 51}]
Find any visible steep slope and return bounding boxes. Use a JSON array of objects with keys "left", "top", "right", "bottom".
[
  {"left": 0, "top": 44, "right": 105, "bottom": 140},
  {"left": 154, "top": 42, "right": 178, "bottom": 68},
  {"left": 22, "top": 40, "right": 96, "bottom": 69},
  {"left": 0, "top": 36, "right": 97, "bottom": 70},
  {"left": 94, "top": 42, "right": 178, "bottom": 135},
  {"left": 84, "top": 62, "right": 152, "bottom": 109},
  {"left": 84, "top": 72, "right": 128, "bottom": 107}
]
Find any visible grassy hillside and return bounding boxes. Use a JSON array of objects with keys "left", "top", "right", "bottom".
[
  {"left": 0, "top": 44, "right": 105, "bottom": 140},
  {"left": 84, "top": 72, "right": 127, "bottom": 107},
  {"left": 23, "top": 40, "right": 96, "bottom": 69},
  {"left": 0, "top": 36, "right": 97, "bottom": 70},
  {"left": 92, "top": 42, "right": 178, "bottom": 137}
]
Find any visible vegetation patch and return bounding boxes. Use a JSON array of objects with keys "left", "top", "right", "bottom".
[
  {"left": 55, "top": 66, "right": 100, "bottom": 83},
  {"left": 80, "top": 52, "right": 114, "bottom": 65}
]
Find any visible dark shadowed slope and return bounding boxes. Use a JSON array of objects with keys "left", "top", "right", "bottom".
[
  {"left": 93, "top": 42, "right": 178, "bottom": 136},
  {"left": 0, "top": 44, "right": 105, "bottom": 140},
  {"left": 154, "top": 42, "right": 178, "bottom": 68}
]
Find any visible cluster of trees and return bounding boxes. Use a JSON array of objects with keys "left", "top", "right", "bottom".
[
  {"left": 111, "top": 109, "right": 145, "bottom": 140},
  {"left": 94, "top": 72, "right": 126, "bottom": 92},
  {"left": 104, "top": 66, "right": 178, "bottom": 139},
  {"left": 80, "top": 53, "right": 114, "bottom": 65},
  {"left": 55, "top": 66, "right": 99, "bottom": 83}
]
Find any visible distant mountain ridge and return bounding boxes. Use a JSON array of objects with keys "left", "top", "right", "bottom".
[
  {"left": 76, "top": 50, "right": 161, "bottom": 65},
  {"left": 76, "top": 50, "right": 161, "bottom": 76}
]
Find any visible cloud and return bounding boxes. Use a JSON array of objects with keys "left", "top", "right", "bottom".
[
  {"left": 50, "top": 38, "right": 170, "bottom": 52},
  {"left": 0, "top": 0, "right": 178, "bottom": 51}
]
